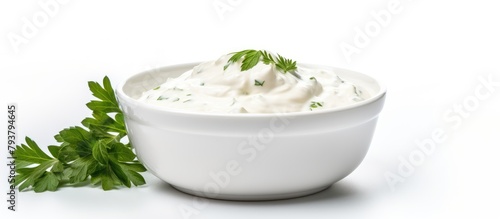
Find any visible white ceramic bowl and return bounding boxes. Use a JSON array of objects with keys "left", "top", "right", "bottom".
[{"left": 116, "top": 63, "right": 386, "bottom": 200}]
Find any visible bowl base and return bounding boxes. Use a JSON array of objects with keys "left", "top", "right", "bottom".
[{"left": 171, "top": 184, "right": 332, "bottom": 201}]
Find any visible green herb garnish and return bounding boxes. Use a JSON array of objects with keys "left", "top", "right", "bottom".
[
  {"left": 254, "top": 79, "right": 265, "bottom": 86},
  {"left": 310, "top": 101, "right": 324, "bottom": 110},
  {"left": 14, "top": 76, "right": 146, "bottom": 192},
  {"left": 224, "top": 50, "right": 297, "bottom": 74}
]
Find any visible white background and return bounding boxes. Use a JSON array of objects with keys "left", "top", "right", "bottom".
[{"left": 1, "top": 0, "right": 499, "bottom": 218}]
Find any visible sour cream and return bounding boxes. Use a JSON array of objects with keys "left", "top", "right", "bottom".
[{"left": 138, "top": 54, "right": 368, "bottom": 113}]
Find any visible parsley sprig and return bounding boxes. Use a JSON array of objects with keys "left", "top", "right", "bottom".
[
  {"left": 224, "top": 49, "right": 298, "bottom": 74},
  {"left": 14, "top": 76, "right": 146, "bottom": 192}
]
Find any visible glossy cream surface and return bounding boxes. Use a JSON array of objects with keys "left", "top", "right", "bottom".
[{"left": 139, "top": 55, "right": 368, "bottom": 113}]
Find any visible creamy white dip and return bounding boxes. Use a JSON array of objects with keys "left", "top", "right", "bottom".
[{"left": 139, "top": 55, "right": 368, "bottom": 113}]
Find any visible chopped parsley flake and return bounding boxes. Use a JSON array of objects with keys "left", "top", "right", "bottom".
[
  {"left": 254, "top": 79, "right": 265, "bottom": 86},
  {"left": 310, "top": 101, "right": 324, "bottom": 110}
]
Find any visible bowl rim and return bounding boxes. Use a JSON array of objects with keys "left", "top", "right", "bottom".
[{"left": 116, "top": 62, "right": 387, "bottom": 118}]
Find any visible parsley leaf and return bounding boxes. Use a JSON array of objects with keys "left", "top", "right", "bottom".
[
  {"left": 14, "top": 76, "right": 146, "bottom": 192},
  {"left": 34, "top": 172, "right": 59, "bottom": 192},
  {"left": 14, "top": 137, "right": 61, "bottom": 191},
  {"left": 275, "top": 53, "right": 297, "bottom": 73}
]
